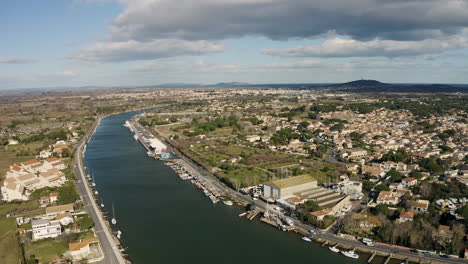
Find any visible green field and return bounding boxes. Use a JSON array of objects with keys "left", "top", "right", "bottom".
[
  {"left": 0, "top": 218, "right": 21, "bottom": 264},
  {"left": 25, "top": 238, "right": 68, "bottom": 264},
  {"left": 0, "top": 200, "right": 41, "bottom": 217}
]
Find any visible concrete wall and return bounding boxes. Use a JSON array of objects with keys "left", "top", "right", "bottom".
[{"left": 330, "top": 195, "right": 350, "bottom": 214}]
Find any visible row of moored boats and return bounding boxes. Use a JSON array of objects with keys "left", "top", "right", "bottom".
[{"left": 165, "top": 161, "right": 224, "bottom": 204}]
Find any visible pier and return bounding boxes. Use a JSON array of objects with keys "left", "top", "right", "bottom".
[
  {"left": 383, "top": 253, "right": 393, "bottom": 264},
  {"left": 368, "top": 251, "right": 376, "bottom": 263}
]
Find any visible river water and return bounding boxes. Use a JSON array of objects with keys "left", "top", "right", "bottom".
[{"left": 84, "top": 110, "right": 369, "bottom": 264}]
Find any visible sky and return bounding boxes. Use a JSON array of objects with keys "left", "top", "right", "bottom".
[{"left": 1, "top": 0, "right": 468, "bottom": 89}]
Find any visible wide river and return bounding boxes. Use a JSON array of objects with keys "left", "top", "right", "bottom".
[{"left": 84, "top": 110, "right": 374, "bottom": 264}]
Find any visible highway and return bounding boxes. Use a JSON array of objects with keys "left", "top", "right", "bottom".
[{"left": 73, "top": 117, "right": 127, "bottom": 264}]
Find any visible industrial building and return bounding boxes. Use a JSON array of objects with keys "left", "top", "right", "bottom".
[{"left": 263, "top": 175, "right": 317, "bottom": 200}]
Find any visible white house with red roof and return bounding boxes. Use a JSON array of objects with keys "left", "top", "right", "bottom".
[{"left": 401, "top": 177, "right": 417, "bottom": 188}]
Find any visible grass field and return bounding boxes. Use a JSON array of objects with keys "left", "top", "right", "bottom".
[
  {"left": 25, "top": 238, "right": 68, "bottom": 264},
  {"left": 0, "top": 200, "right": 41, "bottom": 217},
  {"left": 0, "top": 218, "right": 21, "bottom": 264}
]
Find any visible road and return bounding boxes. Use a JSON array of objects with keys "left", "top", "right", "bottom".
[{"left": 73, "top": 117, "right": 127, "bottom": 264}]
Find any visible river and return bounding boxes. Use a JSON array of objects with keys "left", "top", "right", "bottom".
[{"left": 84, "top": 110, "right": 374, "bottom": 264}]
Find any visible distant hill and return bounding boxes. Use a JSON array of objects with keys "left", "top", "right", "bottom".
[
  {"left": 336, "top": 79, "right": 389, "bottom": 87},
  {"left": 331, "top": 80, "right": 467, "bottom": 93},
  {"left": 215, "top": 82, "right": 252, "bottom": 87}
]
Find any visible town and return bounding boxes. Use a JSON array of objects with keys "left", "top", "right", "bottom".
[
  {"left": 137, "top": 88, "right": 468, "bottom": 261},
  {"left": 0, "top": 86, "right": 467, "bottom": 263}
]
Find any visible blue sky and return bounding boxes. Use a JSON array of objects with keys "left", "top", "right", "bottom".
[{"left": 1, "top": 0, "right": 468, "bottom": 89}]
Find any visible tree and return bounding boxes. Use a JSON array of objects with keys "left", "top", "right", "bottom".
[
  {"left": 362, "top": 180, "right": 375, "bottom": 194},
  {"left": 321, "top": 215, "right": 336, "bottom": 229},
  {"left": 374, "top": 184, "right": 390, "bottom": 192},
  {"left": 408, "top": 170, "right": 422, "bottom": 180},
  {"left": 373, "top": 204, "right": 389, "bottom": 216},
  {"left": 386, "top": 169, "right": 403, "bottom": 182},
  {"left": 76, "top": 215, "right": 94, "bottom": 230},
  {"left": 303, "top": 200, "right": 321, "bottom": 212}
]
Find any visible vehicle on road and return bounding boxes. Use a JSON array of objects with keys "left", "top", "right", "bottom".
[{"left": 362, "top": 238, "right": 375, "bottom": 247}]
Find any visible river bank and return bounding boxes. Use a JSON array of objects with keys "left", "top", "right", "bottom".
[
  {"left": 83, "top": 110, "right": 365, "bottom": 264},
  {"left": 126, "top": 113, "right": 461, "bottom": 264}
]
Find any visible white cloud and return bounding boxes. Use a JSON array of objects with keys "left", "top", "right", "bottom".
[
  {"left": 0, "top": 56, "right": 37, "bottom": 64},
  {"left": 108, "top": 0, "right": 468, "bottom": 41},
  {"left": 262, "top": 37, "right": 468, "bottom": 58},
  {"left": 70, "top": 39, "right": 224, "bottom": 62}
]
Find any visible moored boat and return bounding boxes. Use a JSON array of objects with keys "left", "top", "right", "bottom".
[
  {"left": 341, "top": 250, "right": 359, "bottom": 259},
  {"left": 302, "top": 237, "right": 312, "bottom": 242},
  {"left": 329, "top": 245, "right": 339, "bottom": 253},
  {"left": 223, "top": 200, "right": 233, "bottom": 206},
  {"left": 239, "top": 212, "right": 248, "bottom": 217}
]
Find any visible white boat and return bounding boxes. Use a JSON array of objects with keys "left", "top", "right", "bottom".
[
  {"left": 100, "top": 198, "right": 104, "bottom": 208},
  {"left": 239, "top": 212, "right": 248, "bottom": 217},
  {"left": 302, "top": 237, "right": 312, "bottom": 242},
  {"left": 111, "top": 203, "right": 117, "bottom": 225},
  {"left": 94, "top": 190, "right": 98, "bottom": 195},
  {"left": 341, "top": 250, "right": 359, "bottom": 259},
  {"left": 223, "top": 200, "right": 233, "bottom": 206},
  {"left": 329, "top": 245, "right": 340, "bottom": 253}
]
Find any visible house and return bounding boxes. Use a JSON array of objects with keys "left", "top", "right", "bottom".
[
  {"left": 389, "top": 182, "right": 404, "bottom": 190},
  {"left": 245, "top": 135, "right": 261, "bottom": 143},
  {"left": 263, "top": 175, "right": 317, "bottom": 200},
  {"left": 44, "top": 157, "right": 66, "bottom": 170},
  {"left": 362, "top": 165, "right": 385, "bottom": 180},
  {"left": 55, "top": 213, "right": 74, "bottom": 226},
  {"left": 310, "top": 209, "right": 332, "bottom": 221},
  {"left": 32, "top": 219, "right": 62, "bottom": 240},
  {"left": 1, "top": 180, "right": 27, "bottom": 201},
  {"left": 16, "top": 217, "right": 24, "bottom": 226},
  {"left": 1, "top": 158, "right": 67, "bottom": 202},
  {"left": 66, "top": 237, "right": 99, "bottom": 261},
  {"left": 346, "top": 163, "right": 359, "bottom": 174},
  {"left": 46, "top": 204, "right": 75, "bottom": 218},
  {"left": 376, "top": 191, "right": 400, "bottom": 205},
  {"left": 337, "top": 180, "right": 362, "bottom": 200},
  {"left": 49, "top": 192, "right": 60, "bottom": 203},
  {"left": 347, "top": 148, "right": 367, "bottom": 159},
  {"left": 411, "top": 199, "right": 430, "bottom": 212},
  {"left": 39, "top": 196, "right": 50, "bottom": 207},
  {"left": 8, "top": 139, "right": 19, "bottom": 145},
  {"left": 398, "top": 211, "right": 414, "bottom": 223},
  {"left": 401, "top": 177, "right": 417, "bottom": 188},
  {"left": 39, "top": 150, "right": 52, "bottom": 159}
]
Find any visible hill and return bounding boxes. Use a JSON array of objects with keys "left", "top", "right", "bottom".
[{"left": 331, "top": 80, "right": 467, "bottom": 93}]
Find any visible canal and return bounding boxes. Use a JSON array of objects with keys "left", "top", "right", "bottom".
[{"left": 84, "top": 110, "right": 370, "bottom": 264}]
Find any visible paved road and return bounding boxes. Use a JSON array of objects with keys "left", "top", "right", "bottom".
[{"left": 73, "top": 118, "right": 127, "bottom": 264}]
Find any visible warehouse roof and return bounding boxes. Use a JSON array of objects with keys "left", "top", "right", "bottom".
[{"left": 270, "top": 175, "right": 316, "bottom": 189}]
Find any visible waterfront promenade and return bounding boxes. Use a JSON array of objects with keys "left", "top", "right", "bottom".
[{"left": 73, "top": 117, "right": 127, "bottom": 264}]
